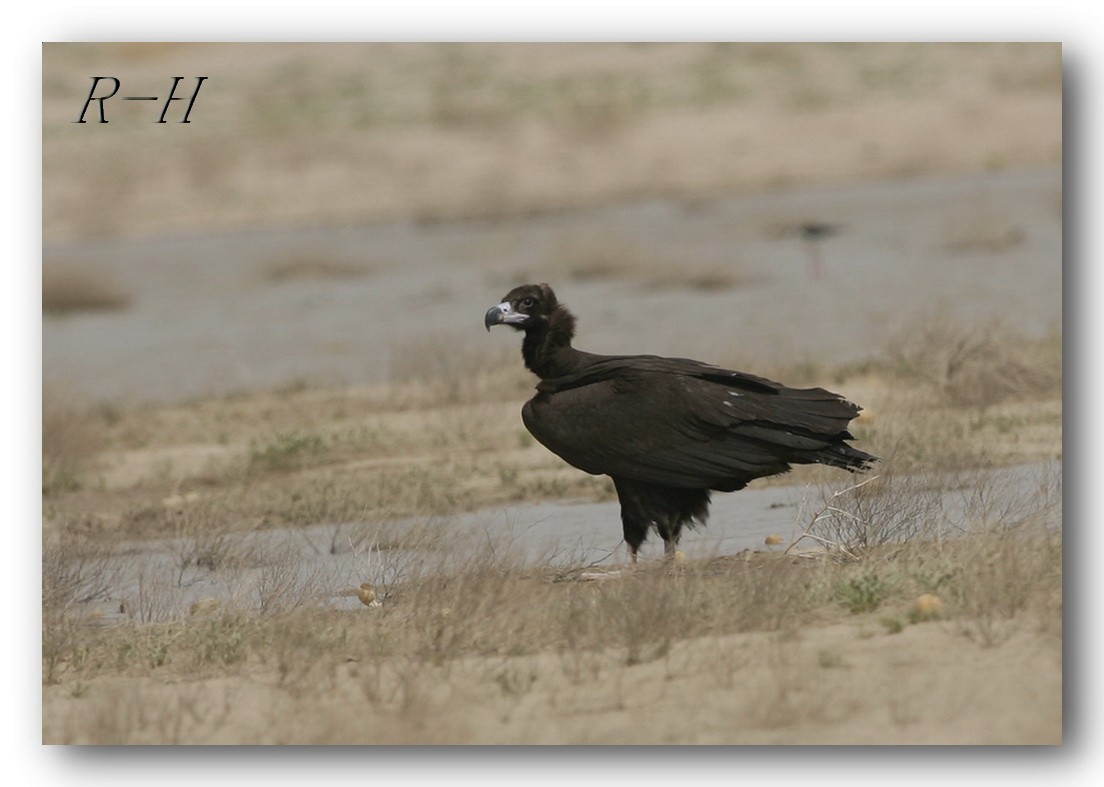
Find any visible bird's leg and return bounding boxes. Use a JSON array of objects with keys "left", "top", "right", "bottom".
[
  {"left": 627, "top": 544, "right": 638, "bottom": 566},
  {"left": 657, "top": 516, "right": 682, "bottom": 562},
  {"left": 808, "top": 243, "right": 824, "bottom": 279}
]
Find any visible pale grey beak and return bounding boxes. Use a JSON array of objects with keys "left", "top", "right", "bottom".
[{"left": 484, "top": 302, "right": 529, "bottom": 331}]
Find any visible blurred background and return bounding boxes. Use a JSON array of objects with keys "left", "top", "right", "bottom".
[{"left": 42, "top": 42, "right": 1062, "bottom": 403}]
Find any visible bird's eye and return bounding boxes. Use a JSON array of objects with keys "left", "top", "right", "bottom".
[{"left": 520, "top": 297, "right": 535, "bottom": 309}]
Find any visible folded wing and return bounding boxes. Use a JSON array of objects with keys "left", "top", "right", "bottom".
[{"left": 522, "top": 357, "right": 875, "bottom": 492}]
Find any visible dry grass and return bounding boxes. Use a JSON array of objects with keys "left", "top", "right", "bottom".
[
  {"left": 43, "top": 43, "right": 1061, "bottom": 242},
  {"left": 42, "top": 263, "right": 130, "bottom": 315},
  {"left": 42, "top": 481, "right": 1061, "bottom": 742},
  {"left": 40, "top": 318, "right": 1062, "bottom": 742},
  {"left": 42, "top": 387, "right": 109, "bottom": 494},
  {"left": 881, "top": 317, "right": 1061, "bottom": 408},
  {"left": 52, "top": 514, "right": 1055, "bottom": 668},
  {"left": 40, "top": 41, "right": 1063, "bottom": 742},
  {"left": 261, "top": 255, "right": 371, "bottom": 283},
  {"left": 41, "top": 319, "right": 1060, "bottom": 544}
]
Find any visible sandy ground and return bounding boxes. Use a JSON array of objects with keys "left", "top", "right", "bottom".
[{"left": 43, "top": 616, "right": 1060, "bottom": 745}]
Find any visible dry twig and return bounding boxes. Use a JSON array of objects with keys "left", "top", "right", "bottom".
[{"left": 783, "top": 475, "right": 882, "bottom": 560}]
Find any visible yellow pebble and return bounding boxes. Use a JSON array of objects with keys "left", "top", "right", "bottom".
[
  {"left": 356, "top": 583, "right": 380, "bottom": 607},
  {"left": 765, "top": 534, "right": 783, "bottom": 546},
  {"left": 913, "top": 593, "right": 944, "bottom": 620}
]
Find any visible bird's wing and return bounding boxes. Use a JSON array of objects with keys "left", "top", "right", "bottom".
[{"left": 523, "top": 360, "right": 867, "bottom": 490}]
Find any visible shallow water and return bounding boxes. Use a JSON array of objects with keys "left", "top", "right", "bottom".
[
  {"left": 44, "top": 168, "right": 1061, "bottom": 403},
  {"left": 71, "top": 460, "right": 1060, "bottom": 624}
]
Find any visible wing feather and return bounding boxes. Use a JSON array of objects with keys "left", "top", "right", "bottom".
[{"left": 522, "top": 356, "right": 872, "bottom": 490}]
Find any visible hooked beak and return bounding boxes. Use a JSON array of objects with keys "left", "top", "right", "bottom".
[{"left": 484, "top": 302, "right": 529, "bottom": 331}]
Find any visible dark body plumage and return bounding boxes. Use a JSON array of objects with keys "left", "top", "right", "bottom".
[{"left": 485, "top": 283, "right": 877, "bottom": 561}]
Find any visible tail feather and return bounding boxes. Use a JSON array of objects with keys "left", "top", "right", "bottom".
[{"left": 813, "top": 442, "right": 878, "bottom": 472}]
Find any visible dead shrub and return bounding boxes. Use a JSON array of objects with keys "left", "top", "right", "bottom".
[
  {"left": 885, "top": 318, "right": 1061, "bottom": 407},
  {"left": 952, "top": 462, "right": 1062, "bottom": 536},
  {"left": 42, "top": 532, "right": 120, "bottom": 615},
  {"left": 250, "top": 542, "right": 331, "bottom": 616},
  {"left": 795, "top": 470, "right": 946, "bottom": 557},
  {"left": 165, "top": 503, "right": 259, "bottom": 587},
  {"left": 124, "top": 571, "right": 179, "bottom": 624},
  {"left": 42, "top": 530, "right": 123, "bottom": 683}
]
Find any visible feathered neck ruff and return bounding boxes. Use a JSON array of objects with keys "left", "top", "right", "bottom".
[{"left": 522, "top": 304, "right": 580, "bottom": 380}]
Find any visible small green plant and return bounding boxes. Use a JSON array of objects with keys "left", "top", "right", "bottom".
[
  {"left": 44, "top": 467, "right": 81, "bottom": 494},
  {"left": 880, "top": 616, "right": 906, "bottom": 634},
  {"left": 189, "top": 616, "right": 249, "bottom": 668},
  {"left": 835, "top": 571, "right": 897, "bottom": 614},
  {"left": 493, "top": 666, "right": 538, "bottom": 696},
  {"left": 248, "top": 431, "right": 326, "bottom": 472},
  {"left": 909, "top": 563, "right": 961, "bottom": 595}
]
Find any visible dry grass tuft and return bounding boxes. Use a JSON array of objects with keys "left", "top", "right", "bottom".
[
  {"left": 883, "top": 318, "right": 1060, "bottom": 408},
  {"left": 43, "top": 263, "right": 131, "bottom": 315},
  {"left": 262, "top": 255, "right": 371, "bottom": 283},
  {"left": 42, "top": 388, "right": 108, "bottom": 494}
]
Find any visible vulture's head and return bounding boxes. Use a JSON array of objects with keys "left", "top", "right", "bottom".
[{"left": 484, "top": 283, "right": 560, "bottom": 332}]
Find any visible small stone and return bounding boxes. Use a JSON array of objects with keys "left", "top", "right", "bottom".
[
  {"left": 913, "top": 593, "right": 944, "bottom": 620},
  {"left": 356, "top": 583, "right": 381, "bottom": 608},
  {"left": 765, "top": 534, "right": 784, "bottom": 546}
]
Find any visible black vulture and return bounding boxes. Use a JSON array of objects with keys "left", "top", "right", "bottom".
[{"left": 484, "top": 283, "right": 877, "bottom": 563}]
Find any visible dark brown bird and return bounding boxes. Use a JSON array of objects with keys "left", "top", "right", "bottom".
[{"left": 485, "top": 283, "right": 876, "bottom": 563}]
